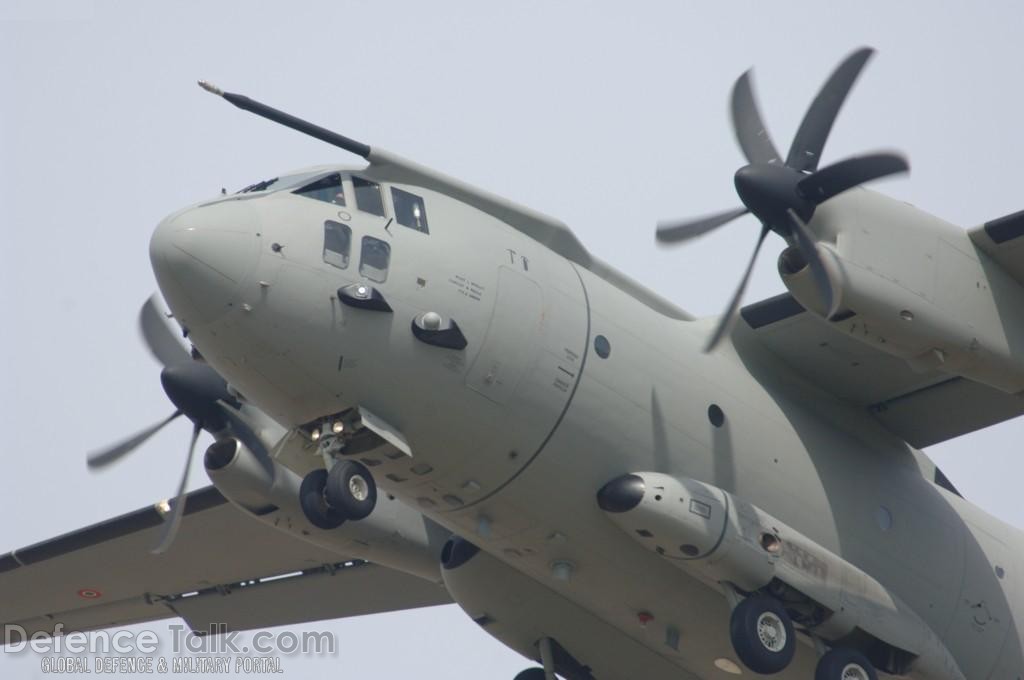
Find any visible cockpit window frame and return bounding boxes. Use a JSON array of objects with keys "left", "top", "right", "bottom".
[
  {"left": 390, "top": 186, "right": 429, "bottom": 234},
  {"left": 352, "top": 176, "right": 387, "bottom": 218},
  {"left": 293, "top": 172, "right": 348, "bottom": 206}
]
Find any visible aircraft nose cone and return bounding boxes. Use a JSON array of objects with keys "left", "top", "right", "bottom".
[{"left": 150, "top": 201, "right": 259, "bottom": 325}]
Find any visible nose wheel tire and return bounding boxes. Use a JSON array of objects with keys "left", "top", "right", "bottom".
[
  {"left": 815, "top": 648, "right": 877, "bottom": 680},
  {"left": 513, "top": 669, "right": 547, "bottom": 680},
  {"left": 729, "top": 595, "right": 796, "bottom": 674},
  {"left": 325, "top": 460, "right": 378, "bottom": 520},
  {"left": 299, "top": 468, "right": 346, "bottom": 530}
]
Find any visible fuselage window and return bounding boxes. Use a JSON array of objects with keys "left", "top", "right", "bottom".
[
  {"left": 391, "top": 187, "right": 429, "bottom": 234},
  {"left": 323, "top": 220, "right": 352, "bottom": 269},
  {"left": 294, "top": 173, "right": 346, "bottom": 206},
  {"left": 353, "top": 176, "right": 386, "bottom": 217},
  {"left": 360, "top": 236, "right": 391, "bottom": 283}
]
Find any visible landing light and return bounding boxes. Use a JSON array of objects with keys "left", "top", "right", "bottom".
[
  {"left": 331, "top": 420, "right": 344, "bottom": 434},
  {"left": 310, "top": 428, "right": 321, "bottom": 442}
]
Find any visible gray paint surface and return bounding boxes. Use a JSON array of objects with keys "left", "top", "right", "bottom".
[{"left": 3, "top": 1, "right": 1024, "bottom": 677}]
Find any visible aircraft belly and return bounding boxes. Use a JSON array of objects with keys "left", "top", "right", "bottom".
[{"left": 427, "top": 264, "right": 1003, "bottom": 679}]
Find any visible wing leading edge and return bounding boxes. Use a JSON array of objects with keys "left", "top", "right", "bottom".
[
  {"left": 738, "top": 293, "right": 1024, "bottom": 448},
  {"left": 1, "top": 486, "right": 450, "bottom": 638}
]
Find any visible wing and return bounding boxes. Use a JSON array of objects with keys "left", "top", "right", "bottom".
[
  {"left": 1, "top": 486, "right": 450, "bottom": 637},
  {"left": 739, "top": 293, "right": 1024, "bottom": 448},
  {"left": 969, "top": 208, "right": 1024, "bottom": 286}
]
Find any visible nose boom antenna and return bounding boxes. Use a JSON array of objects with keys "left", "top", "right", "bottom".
[{"left": 197, "top": 80, "right": 370, "bottom": 159}]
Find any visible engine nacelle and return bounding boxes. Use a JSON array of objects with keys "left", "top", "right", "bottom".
[
  {"left": 598, "top": 472, "right": 966, "bottom": 680},
  {"left": 204, "top": 437, "right": 294, "bottom": 514},
  {"left": 778, "top": 192, "right": 1024, "bottom": 395}
]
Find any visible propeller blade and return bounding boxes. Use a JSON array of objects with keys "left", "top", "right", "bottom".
[
  {"left": 704, "top": 224, "right": 771, "bottom": 353},
  {"left": 656, "top": 207, "right": 749, "bottom": 244},
  {"left": 730, "top": 71, "right": 782, "bottom": 165},
  {"left": 87, "top": 411, "right": 182, "bottom": 469},
  {"left": 151, "top": 423, "right": 201, "bottom": 555},
  {"left": 786, "top": 47, "right": 874, "bottom": 172},
  {"left": 797, "top": 152, "right": 909, "bottom": 204},
  {"left": 140, "top": 296, "right": 190, "bottom": 368},
  {"left": 787, "top": 210, "right": 838, "bottom": 319}
]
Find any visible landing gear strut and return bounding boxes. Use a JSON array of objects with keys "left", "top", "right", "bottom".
[
  {"left": 514, "top": 637, "right": 557, "bottom": 680},
  {"left": 299, "top": 460, "right": 378, "bottom": 529},
  {"left": 729, "top": 594, "right": 795, "bottom": 674}
]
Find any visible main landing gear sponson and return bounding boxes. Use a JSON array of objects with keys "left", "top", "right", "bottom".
[
  {"left": 299, "top": 460, "right": 378, "bottom": 528},
  {"left": 729, "top": 595, "right": 796, "bottom": 674}
]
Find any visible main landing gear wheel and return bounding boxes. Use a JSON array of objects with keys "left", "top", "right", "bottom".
[
  {"left": 299, "top": 468, "right": 346, "bottom": 530},
  {"left": 815, "top": 648, "right": 877, "bottom": 680},
  {"left": 512, "top": 669, "right": 546, "bottom": 680},
  {"left": 325, "top": 459, "right": 377, "bottom": 520},
  {"left": 729, "top": 595, "right": 796, "bottom": 674}
]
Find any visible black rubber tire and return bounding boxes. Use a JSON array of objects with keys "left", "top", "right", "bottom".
[
  {"left": 299, "top": 468, "right": 346, "bottom": 530},
  {"left": 325, "top": 460, "right": 378, "bottom": 520},
  {"left": 729, "top": 595, "right": 796, "bottom": 674},
  {"left": 815, "top": 648, "right": 877, "bottom": 680},
  {"left": 513, "top": 669, "right": 546, "bottom": 680}
]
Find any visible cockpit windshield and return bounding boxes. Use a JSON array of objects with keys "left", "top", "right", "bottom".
[
  {"left": 293, "top": 173, "right": 346, "bottom": 206},
  {"left": 237, "top": 177, "right": 278, "bottom": 193},
  {"left": 233, "top": 170, "right": 332, "bottom": 196}
]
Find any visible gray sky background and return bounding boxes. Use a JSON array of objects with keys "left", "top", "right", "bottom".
[{"left": 2, "top": 1, "right": 1024, "bottom": 678}]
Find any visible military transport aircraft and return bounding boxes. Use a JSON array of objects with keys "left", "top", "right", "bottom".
[{"left": 3, "top": 46, "right": 1023, "bottom": 680}]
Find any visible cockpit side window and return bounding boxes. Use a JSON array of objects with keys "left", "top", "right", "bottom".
[
  {"left": 360, "top": 236, "right": 391, "bottom": 283},
  {"left": 390, "top": 187, "right": 429, "bottom": 234},
  {"left": 353, "top": 176, "right": 386, "bottom": 217},
  {"left": 294, "top": 173, "right": 346, "bottom": 206},
  {"left": 323, "top": 220, "right": 352, "bottom": 269}
]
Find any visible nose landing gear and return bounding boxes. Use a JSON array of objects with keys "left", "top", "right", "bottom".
[
  {"left": 299, "top": 468, "right": 347, "bottom": 530},
  {"left": 299, "top": 460, "right": 377, "bottom": 528},
  {"left": 324, "top": 459, "right": 377, "bottom": 520}
]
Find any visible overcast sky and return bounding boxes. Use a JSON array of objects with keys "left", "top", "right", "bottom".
[{"left": 3, "top": 1, "right": 1024, "bottom": 678}]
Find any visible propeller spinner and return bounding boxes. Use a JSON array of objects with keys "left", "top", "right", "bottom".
[
  {"left": 87, "top": 296, "right": 265, "bottom": 554},
  {"left": 656, "top": 47, "right": 909, "bottom": 351}
]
